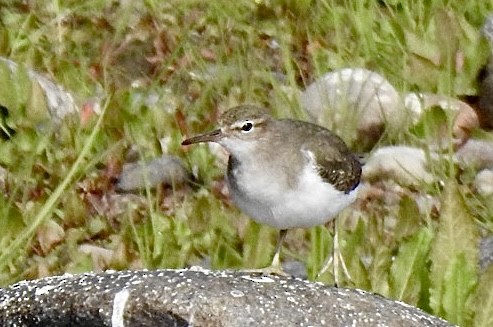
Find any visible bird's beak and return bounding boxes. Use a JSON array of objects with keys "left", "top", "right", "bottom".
[{"left": 182, "top": 129, "right": 223, "bottom": 145}]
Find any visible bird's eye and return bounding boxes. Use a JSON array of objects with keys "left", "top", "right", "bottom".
[{"left": 241, "top": 121, "right": 254, "bottom": 133}]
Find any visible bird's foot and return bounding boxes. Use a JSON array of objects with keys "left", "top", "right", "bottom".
[
  {"left": 316, "top": 251, "right": 351, "bottom": 287},
  {"left": 316, "top": 259, "right": 331, "bottom": 280}
]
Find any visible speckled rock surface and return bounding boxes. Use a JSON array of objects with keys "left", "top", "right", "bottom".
[{"left": 0, "top": 267, "right": 453, "bottom": 327}]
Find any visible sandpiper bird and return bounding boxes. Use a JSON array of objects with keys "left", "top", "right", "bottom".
[{"left": 182, "top": 105, "right": 361, "bottom": 279}]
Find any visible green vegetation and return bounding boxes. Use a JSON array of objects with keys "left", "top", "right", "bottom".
[{"left": 1, "top": 0, "right": 493, "bottom": 325}]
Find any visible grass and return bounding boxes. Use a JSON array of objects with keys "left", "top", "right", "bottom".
[{"left": 1, "top": 0, "right": 493, "bottom": 325}]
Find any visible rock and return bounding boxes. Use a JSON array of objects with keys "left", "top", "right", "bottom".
[
  {"left": 474, "top": 169, "right": 493, "bottom": 196},
  {"left": 116, "top": 155, "right": 191, "bottom": 191},
  {"left": 300, "top": 68, "right": 403, "bottom": 149},
  {"left": 281, "top": 260, "right": 307, "bottom": 279},
  {"left": 0, "top": 268, "right": 453, "bottom": 327},
  {"left": 0, "top": 57, "right": 78, "bottom": 123},
  {"left": 362, "top": 146, "right": 435, "bottom": 187},
  {"left": 452, "top": 100, "right": 480, "bottom": 143},
  {"left": 455, "top": 139, "right": 493, "bottom": 170},
  {"left": 403, "top": 92, "right": 479, "bottom": 143},
  {"left": 480, "top": 235, "right": 493, "bottom": 271},
  {"left": 404, "top": 93, "right": 471, "bottom": 121}
]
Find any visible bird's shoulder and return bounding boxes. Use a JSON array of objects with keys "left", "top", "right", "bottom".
[{"left": 281, "top": 119, "right": 362, "bottom": 193}]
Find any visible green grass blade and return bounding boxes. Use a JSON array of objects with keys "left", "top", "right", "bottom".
[
  {"left": 429, "top": 181, "right": 479, "bottom": 325},
  {"left": 473, "top": 265, "right": 493, "bottom": 327},
  {"left": 389, "top": 227, "right": 433, "bottom": 304},
  {"left": 0, "top": 98, "right": 108, "bottom": 279}
]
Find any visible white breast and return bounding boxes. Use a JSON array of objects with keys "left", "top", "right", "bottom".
[{"left": 227, "top": 153, "right": 359, "bottom": 229}]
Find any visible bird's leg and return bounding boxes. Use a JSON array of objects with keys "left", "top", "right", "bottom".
[
  {"left": 317, "top": 219, "right": 351, "bottom": 286},
  {"left": 334, "top": 219, "right": 352, "bottom": 284},
  {"left": 241, "top": 229, "right": 289, "bottom": 277},
  {"left": 333, "top": 221, "right": 341, "bottom": 286},
  {"left": 270, "top": 229, "right": 288, "bottom": 270},
  {"left": 317, "top": 223, "right": 335, "bottom": 283}
]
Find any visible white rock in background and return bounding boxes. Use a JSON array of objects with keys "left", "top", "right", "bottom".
[
  {"left": 0, "top": 57, "right": 78, "bottom": 122},
  {"left": 482, "top": 14, "right": 493, "bottom": 45},
  {"left": 403, "top": 92, "right": 472, "bottom": 123},
  {"left": 405, "top": 93, "right": 466, "bottom": 117},
  {"left": 362, "top": 146, "right": 435, "bottom": 186},
  {"left": 403, "top": 92, "right": 479, "bottom": 141},
  {"left": 455, "top": 139, "right": 493, "bottom": 170},
  {"left": 474, "top": 169, "right": 493, "bottom": 196},
  {"left": 300, "top": 68, "right": 404, "bottom": 147}
]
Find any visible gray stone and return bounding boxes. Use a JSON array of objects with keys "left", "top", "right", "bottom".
[
  {"left": 116, "top": 155, "right": 191, "bottom": 191},
  {"left": 474, "top": 169, "right": 493, "bottom": 197},
  {"left": 0, "top": 267, "right": 454, "bottom": 327},
  {"left": 480, "top": 235, "right": 493, "bottom": 271},
  {"left": 455, "top": 139, "right": 493, "bottom": 170}
]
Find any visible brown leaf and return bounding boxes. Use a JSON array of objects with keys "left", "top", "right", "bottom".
[{"left": 36, "top": 219, "right": 65, "bottom": 255}]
